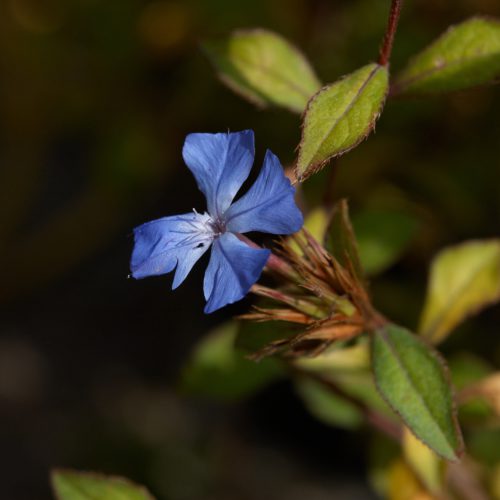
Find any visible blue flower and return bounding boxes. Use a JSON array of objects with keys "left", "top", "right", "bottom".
[{"left": 130, "top": 130, "right": 303, "bottom": 313}]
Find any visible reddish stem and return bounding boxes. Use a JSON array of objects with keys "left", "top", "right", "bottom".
[{"left": 378, "top": 0, "right": 403, "bottom": 66}]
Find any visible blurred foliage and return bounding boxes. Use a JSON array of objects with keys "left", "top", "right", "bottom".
[
  {"left": 352, "top": 208, "right": 419, "bottom": 275},
  {"left": 180, "top": 321, "right": 283, "bottom": 400},
  {"left": 394, "top": 16, "right": 500, "bottom": 95},
  {"left": 52, "top": 470, "right": 155, "bottom": 500},
  {"left": 204, "top": 29, "right": 321, "bottom": 112},
  {"left": 419, "top": 239, "right": 500, "bottom": 344}
]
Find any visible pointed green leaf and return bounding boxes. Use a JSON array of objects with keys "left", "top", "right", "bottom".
[
  {"left": 51, "top": 470, "right": 155, "bottom": 500},
  {"left": 394, "top": 17, "right": 500, "bottom": 95},
  {"left": 420, "top": 239, "right": 500, "bottom": 344},
  {"left": 180, "top": 322, "right": 283, "bottom": 400},
  {"left": 324, "top": 199, "right": 364, "bottom": 283},
  {"left": 204, "top": 29, "right": 321, "bottom": 113},
  {"left": 352, "top": 209, "right": 419, "bottom": 275},
  {"left": 296, "top": 63, "right": 389, "bottom": 181},
  {"left": 371, "top": 324, "right": 463, "bottom": 461}
]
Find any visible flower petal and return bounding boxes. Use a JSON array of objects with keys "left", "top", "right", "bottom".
[
  {"left": 225, "top": 149, "right": 303, "bottom": 234},
  {"left": 130, "top": 212, "right": 213, "bottom": 289},
  {"left": 203, "top": 233, "right": 270, "bottom": 313},
  {"left": 182, "top": 130, "right": 254, "bottom": 217}
]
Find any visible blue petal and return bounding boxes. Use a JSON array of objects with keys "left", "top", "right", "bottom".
[
  {"left": 203, "top": 233, "right": 270, "bottom": 314},
  {"left": 130, "top": 212, "right": 214, "bottom": 289},
  {"left": 182, "top": 130, "right": 254, "bottom": 218},
  {"left": 225, "top": 150, "right": 304, "bottom": 234}
]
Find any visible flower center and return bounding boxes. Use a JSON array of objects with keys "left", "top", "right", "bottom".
[{"left": 209, "top": 217, "right": 226, "bottom": 237}]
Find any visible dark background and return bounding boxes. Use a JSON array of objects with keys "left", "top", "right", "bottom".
[{"left": 1, "top": 0, "right": 500, "bottom": 498}]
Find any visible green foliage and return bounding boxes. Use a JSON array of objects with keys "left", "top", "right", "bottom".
[
  {"left": 467, "top": 428, "right": 500, "bottom": 466},
  {"left": 324, "top": 199, "right": 365, "bottom": 283},
  {"left": 204, "top": 29, "right": 321, "bottom": 113},
  {"left": 371, "top": 323, "right": 463, "bottom": 461},
  {"left": 295, "top": 378, "right": 364, "bottom": 429},
  {"left": 419, "top": 239, "right": 500, "bottom": 344},
  {"left": 352, "top": 209, "right": 419, "bottom": 275},
  {"left": 449, "top": 352, "right": 493, "bottom": 390},
  {"left": 181, "top": 322, "right": 283, "bottom": 400},
  {"left": 296, "top": 63, "right": 388, "bottom": 181},
  {"left": 235, "top": 317, "right": 297, "bottom": 354},
  {"left": 51, "top": 470, "right": 154, "bottom": 500},
  {"left": 395, "top": 17, "right": 500, "bottom": 95},
  {"left": 295, "top": 342, "right": 391, "bottom": 429}
]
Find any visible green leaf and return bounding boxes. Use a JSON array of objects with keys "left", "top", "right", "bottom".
[
  {"left": 296, "top": 63, "right": 389, "bottom": 181},
  {"left": 419, "top": 239, "right": 500, "bottom": 344},
  {"left": 352, "top": 209, "right": 419, "bottom": 275},
  {"left": 51, "top": 470, "right": 154, "bottom": 500},
  {"left": 204, "top": 29, "right": 321, "bottom": 113},
  {"left": 394, "top": 17, "right": 500, "bottom": 95},
  {"left": 371, "top": 323, "right": 463, "bottom": 461},
  {"left": 180, "top": 322, "right": 283, "bottom": 400},
  {"left": 324, "top": 199, "right": 364, "bottom": 283},
  {"left": 295, "top": 377, "right": 363, "bottom": 429},
  {"left": 295, "top": 341, "right": 392, "bottom": 429}
]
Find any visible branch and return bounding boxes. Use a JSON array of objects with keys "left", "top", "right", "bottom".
[{"left": 378, "top": 0, "right": 403, "bottom": 66}]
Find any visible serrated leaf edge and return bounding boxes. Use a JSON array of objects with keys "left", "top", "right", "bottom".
[
  {"left": 296, "top": 64, "right": 388, "bottom": 182},
  {"left": 370, "top": 328, "right": 464, "bottom": 462}
]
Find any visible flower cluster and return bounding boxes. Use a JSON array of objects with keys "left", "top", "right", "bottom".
[{"left": 130, "top": 130, "right": 303, "bottom": 313}]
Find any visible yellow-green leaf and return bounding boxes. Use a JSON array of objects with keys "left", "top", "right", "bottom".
[
  {"left": 204, "top": 29, "right": 321, "bottom": 113},
  {"left": 51, "top": 470, "right": 154, "bottom": 500},
  {"left": 371, "top": 324, "right": 463, "bottom": 462},
  {"left": 386, "top": 459, "right": 431, "bottom": 500},
  {"left": 420, "top": 239, "right": 500, "bottom": 344},
  {"left": 296, "top": 63, "right": 388, "bottom": 181},
  {"left": 394, "top": 17, "right": 500, "bottom": 95},
  {"left": 403, "top": 428, "right": 446, "bottom": 494}
]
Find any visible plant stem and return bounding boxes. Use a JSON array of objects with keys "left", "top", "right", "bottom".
[
  {"left": 378, "top": 0, "right": 403, "bottom": 66},
  {"left": 292, "top": 366, "right": 402, "bottom": 442}
]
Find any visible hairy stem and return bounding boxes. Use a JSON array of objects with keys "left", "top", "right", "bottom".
[{"left": 378, "top": 0, "right": 403, "bottom": 66}]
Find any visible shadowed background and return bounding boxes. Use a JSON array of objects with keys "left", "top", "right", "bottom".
[{"left": 1, "top": 0, "right": 500, "bottom": 498}]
